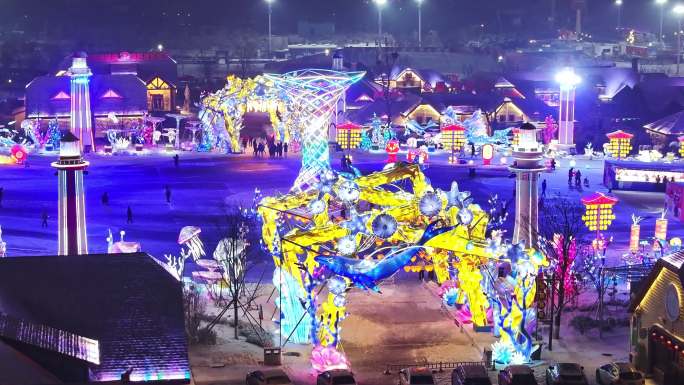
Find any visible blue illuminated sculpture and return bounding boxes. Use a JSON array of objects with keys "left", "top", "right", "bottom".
[
  {"left": 315, "top": 221, "right": 454, "bottom": 292},
  {"left": 265, "top": 70, "right": 364, "bottom": 191}
]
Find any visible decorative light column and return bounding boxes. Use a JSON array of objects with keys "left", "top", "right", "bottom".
[
  {"left": 441, "top": 124, "right": 466, "bottom": 164},
  {"left": 629, "top": 215, "right": 643, "bottom": 253},
  {"left": 52, "top": 131, "right": 90, "bottom": 255},
  {"left": 68, "top": 53, "right": 94, "bottom": 152},
  {"left": 679, "top": 135, "right": 684, "bottom": 157},
  {"left": 509, "top": 122, "right": 546, "bottom": 247},
  {"left": 555, "top": 68, "right": 581, "bottom": 151},
  {"left": 581, "top": 192, "right": 618, "bottom": 251},
  {"left": 606, "top": 130, "right": 633, "bottom": 159}
]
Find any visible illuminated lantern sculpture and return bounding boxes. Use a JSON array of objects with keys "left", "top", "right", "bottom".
[
  {"left": 482, "top": 144, "right": 494, "bottom": 165},
  {"left": 654, "top": 213, "right": 668, "bottom": 250},
  {"left": 555, "top": 67, "right": 581, "bottom": 150},
  {"left": 581, "top": 192, "right": 618, "bottom": 248},
  {"left": 441, "top": 124, "right": 466, "bottom": 164},
  {"left": 265, "top": 70, "right": 365, "bottom": 191},
  {"left": 10, "top": 145, "right": 27, "bottom": 165},
  {"left": 511, "top": 127, "right": 520, "bottom": 146},
  {"left": 336, "top": 122, "right": 362, "bottom": 150},
  {"left": 679, "top": 136, "right": 684, "bottom": 157},
  {"left": 385, "top": 139, "right": 400, "bottom": 163},
  {"left": 606, "top": 130, "right": 633, "bottom": 159},
  {"left": 629, "top": 215, "right": 643, "bottom": 253}
]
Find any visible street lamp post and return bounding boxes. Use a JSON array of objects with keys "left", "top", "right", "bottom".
[
  {"left": 266, "top": 0, "right": 274, "bottom": 57},
  {"left": 616, "top": 0, "right": 623, "bottom": 31},
  {"left": 374, "top": 0, "right": 387, "bottom": 40},
  {"left": 674, "top": 4, "right": 684, "bottom": 75},
  {"left": 416, "top": 0, "right": 423, "bottom": 47},
  {"left": 657, "top": 0, "right": 668, "bottom": 42}
]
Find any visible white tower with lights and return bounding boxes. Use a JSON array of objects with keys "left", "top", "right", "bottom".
[
  {"left": 68, "top": 52, "right": 94, "bottom": 152},
  {"left": 510, "top": 122, "right": 545, "bottom": 247},
  {"left": 52, "top": 131, "right": 89, "bottom": 255},
  {"left": 555, "top": 68, "right": 581, "bottom": 151}
]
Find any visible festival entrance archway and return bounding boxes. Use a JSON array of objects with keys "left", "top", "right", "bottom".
[{"left": 257, "top": 162, "right": 547, "bottom": 371}]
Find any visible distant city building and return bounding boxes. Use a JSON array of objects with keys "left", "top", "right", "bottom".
[{"left": 297, "top": 21, "right": 335, "bottom": 39}]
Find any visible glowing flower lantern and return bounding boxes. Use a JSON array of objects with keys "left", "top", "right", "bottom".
[
  {"left": 581, "top": 192, "right": 618, "bottom": 246},
  {"left": 605, "top": 130, "right": 633, "bottom": 159},
  {"left": 441, "top": 124, "right": 466, "bottom": 164},
  {"left": 679, "top": 136, "right": 684, "bottom": 157},
  {"left": 385, "top": 139, "right": 400, "bottom": 163},
  {"left": 10, "top": 145, "right": 27, "bottom": 164},
  {"left": 336, "top": 122, "right": 362, "bottom": 150}
]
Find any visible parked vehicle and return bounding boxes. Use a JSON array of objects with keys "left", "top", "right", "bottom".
[
  {"left": 545, "top": 363, "right": 588, "bottom": 385},
  {"left": 398, "top": 367, "right": 435, "bottom": 385},
  {"left": 451, "top": 363, "right": 492, "bottom": 385},
  {"left": 246, "top": 369, "right": 293, "bottom": 385},
  {"left": 498, "top": 365, "right": 538, "bottom": 385},
  {"left": 595, "top": 362, "right": 645, "bottom": 385},
  {"left": 317, "top": 369, "right": 357, "bottom": 385}
]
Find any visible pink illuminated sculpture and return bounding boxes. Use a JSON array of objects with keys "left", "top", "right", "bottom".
[{"left": 310, "top": 345, "right": 350, "bottom": 373}]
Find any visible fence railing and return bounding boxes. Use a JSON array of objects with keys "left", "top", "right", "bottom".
[{"left": 384, "top": 361, "right": 485, "bottom": 375}]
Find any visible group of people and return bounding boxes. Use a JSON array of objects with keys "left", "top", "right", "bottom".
[
  {"left": 245, "top": 137, "right": 288, "bottom": 158},
  {"left": 568, "top": 167, "right": 589, "bottom": 189}
]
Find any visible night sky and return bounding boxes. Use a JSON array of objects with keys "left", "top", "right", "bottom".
[{"left": 0, "top": 0, "right": 678, "bottom": 42}]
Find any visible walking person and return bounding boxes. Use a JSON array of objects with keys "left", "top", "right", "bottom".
[
  {"left": 101, "top": 192, "right": 109, "bottom": 206},
  {"left": 127, "top": 206, "right": 133, "bottom": 224},
  {"left": 284, "top": 142, "right": 288, "bottom": 157},
  {"left": 173, "top": 154, "right": 179, "bottom": 168},
  {"left": 541, "top": 179, "right": 547, "bottom": 197},
  {"left": 568, "top": 168, "right": 574, "bottom": 185},
  {"left": 574, "top": 169, "right": 582, "bottom": 188},
  {"left": 165, "top": 185, "right": 171, "bottom": 203},
  {"left": 41, "top": 210, "right": 48, "bottom": 228}
]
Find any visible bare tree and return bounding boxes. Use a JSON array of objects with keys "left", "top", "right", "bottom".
[
  {"left": 375, "top": 38, "right": 399, "bottom": 127},
  {"left": 205, "top": 206, "right": 268, "bottom": 344},
  {"left": 537, "top": 196, "right": 588, "bottom": 346}
]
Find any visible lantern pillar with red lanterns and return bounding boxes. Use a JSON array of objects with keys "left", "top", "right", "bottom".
[
  {"left": 606, "top": 130, "right": 633, "bottom": 159},
  {"left": 509, "top": 123, "right": 546, "bottom": 246},
  {"left": 440, "top": 124, "right": 466, "bottom": 164},
  {"left": 581, "top": 192, "right": 618, "bottom": 250}
]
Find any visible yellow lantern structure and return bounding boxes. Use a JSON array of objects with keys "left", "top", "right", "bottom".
[
  {"left": 606, "top": 130, "right": 633, "bottom": 159},
  {"left": 441, "top": 124, "right": 466, "bottom": 164},
  {"left": 581, "top": 192, "right": 618, "bottom": 247},
  {"left": 336, "top": 122, "right": 362, "bottom": 150},
  {"left": 679, "top": 136, "right": 684, "bottom": 157}
]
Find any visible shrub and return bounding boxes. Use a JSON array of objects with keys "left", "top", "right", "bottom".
[{"left": 570, "top": 315, "right": 597, "bottom": 334}]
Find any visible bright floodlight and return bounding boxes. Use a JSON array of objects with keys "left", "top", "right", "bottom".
[
  {"left": 616, "top": 0, "right": 622, "bottom": 5},
  {"left": 265, "top": 0, "right": 274, "bottom": 3},
  {"left": 656, "top": 0, "right": 667, "bottom": 4},
  {"left": 674, "top": 4, "right": 684, "bottom": 14},
  {"left": 374, "top": 0, "right": 388, "bottom": 6},
  {"left": 555, "top": 68, "right": 581, "bottom": 90},
  {"left": 415, "top": 0, "right": 424, "bottom": 3}
]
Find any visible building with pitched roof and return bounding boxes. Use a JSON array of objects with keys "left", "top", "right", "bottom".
[
  {"left": 24, "top": 52, "right": 178, "bottom": 144},
  {"left": 629, "top": 250, "right": 684, "bottom": 384},
  {"left": 0, "top": 253, "right": 190, "bottom": 385}
]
